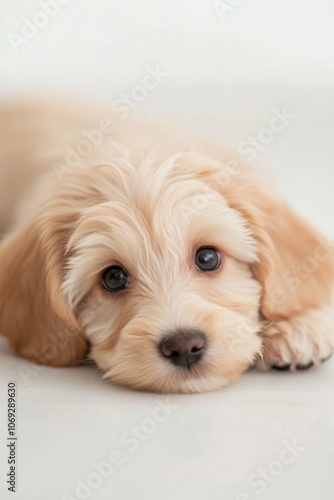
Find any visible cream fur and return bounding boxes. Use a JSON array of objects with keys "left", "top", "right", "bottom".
[{"left": 0, "top": 98, "right": 333, "bottom": 393}]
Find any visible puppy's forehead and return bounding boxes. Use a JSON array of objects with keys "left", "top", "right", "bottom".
[
  {"left": 64, "top": 158, "right": 259, "bottom": 306},
  {"left": 70, "top": 160, "right": 257, "bottom": 267},
  {"left": 71, "top": 173, "right": 215, "bottom": 262}
]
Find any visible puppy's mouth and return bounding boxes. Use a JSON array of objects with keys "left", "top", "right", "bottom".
[{"left": 94, "top": 321, "right": 261, "bottom": 393}]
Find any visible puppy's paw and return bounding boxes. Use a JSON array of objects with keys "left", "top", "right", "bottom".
[{"left": 256, "top": 307, "right": 334, "bottom": 371}]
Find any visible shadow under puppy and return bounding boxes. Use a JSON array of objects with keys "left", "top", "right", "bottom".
[{"left": 0, "top": 99, "right": 333, "bottom": 393}]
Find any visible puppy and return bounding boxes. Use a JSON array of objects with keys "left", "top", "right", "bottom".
[{"left": 0, "top": 98, "right": 333, "bottom": 393}]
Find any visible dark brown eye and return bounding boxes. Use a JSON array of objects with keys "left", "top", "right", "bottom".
[
  {"left": 195, "top": 247, "right": 221, "bottom": 272},
  {"left": 102, "top": 266, "right": 129, "bottom": 292}
]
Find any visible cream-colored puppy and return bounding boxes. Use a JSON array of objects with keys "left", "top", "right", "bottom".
[{"left": 0, "top": 98, "right": 333, "bottom": 393}]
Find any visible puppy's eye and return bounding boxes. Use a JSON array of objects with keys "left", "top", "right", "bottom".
[
  {"left": 102, "top": 266, "right": 129, "bottom": 292},
  {"left": 195, "top": 247, "right": 221, "bottom": 272}
]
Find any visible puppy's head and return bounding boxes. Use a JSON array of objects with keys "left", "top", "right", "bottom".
[
  {"left": 63, "top": 156, "right": 262, "bottom": 393},
  {"left": 1, "top": 154, "right": 332, "bottom": 393}
]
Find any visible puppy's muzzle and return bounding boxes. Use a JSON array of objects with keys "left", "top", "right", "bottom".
[{"left": 159, "top": 330, "right": 206, "bottom": 368}]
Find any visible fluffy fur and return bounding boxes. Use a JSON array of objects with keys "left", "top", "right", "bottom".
[{"left": 0, "top": 98, "right": 333, "bottom": 393}]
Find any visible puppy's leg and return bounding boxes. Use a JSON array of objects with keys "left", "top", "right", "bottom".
[{"left": 257, "top": 306, "right": 334, "bottom": 370}]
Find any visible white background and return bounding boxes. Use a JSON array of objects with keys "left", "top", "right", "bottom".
[{"left": 0, "top": 1, "right": 334, "bottom": 499}]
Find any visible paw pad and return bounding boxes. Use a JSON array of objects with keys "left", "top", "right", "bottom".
[{"left": 272, "top": 364, "right": 290, "bottom": 371}]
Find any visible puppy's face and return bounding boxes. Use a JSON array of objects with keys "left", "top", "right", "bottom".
[
  {"left": 64, "top": 160, "right": 263, "bottom": 393},
  {"left": 2, "top": 153, "right": 331, "bottom": 393}
]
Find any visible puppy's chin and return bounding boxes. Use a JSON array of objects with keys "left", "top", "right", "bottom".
[
  {"left": 101, "top": 361, "right": 253, "bottom": 394},
  {"left": 95, "top": 350, "right": 256, "bottom": 394},
  {"left": 88, "top": 310, "right": 262, "bottom": 394}
]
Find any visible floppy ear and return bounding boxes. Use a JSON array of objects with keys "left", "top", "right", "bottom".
[
  {"left": 0, "top": 213, "right": 88, "bottom": 366},
  {"left": 190, "top": 157, "right": 334, "bottom": 321},
  {"left": 226, "top": 185, "right": 334, "bottom": 321}
]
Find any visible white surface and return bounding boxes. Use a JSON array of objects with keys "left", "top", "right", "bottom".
[
  {"left": 1, "top": 338, "right": 334, "bottom": 500},
  {"left": 1, "top": 1, "right": 334, "bottom": 499}
]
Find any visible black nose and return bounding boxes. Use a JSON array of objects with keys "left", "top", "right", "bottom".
[{"left": 159, "top": 330, "right": 206, "bottom": 368}]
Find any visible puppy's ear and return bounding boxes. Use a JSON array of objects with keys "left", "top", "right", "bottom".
[
  {"left": 0, "top": 214, "right": 87, "bottom": 366},
  {"left": 192, "top": 159, "right": 334, "bottom": 321},
  {"left": 228, "top": 186, "right": 334, "bottom": 321}
]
